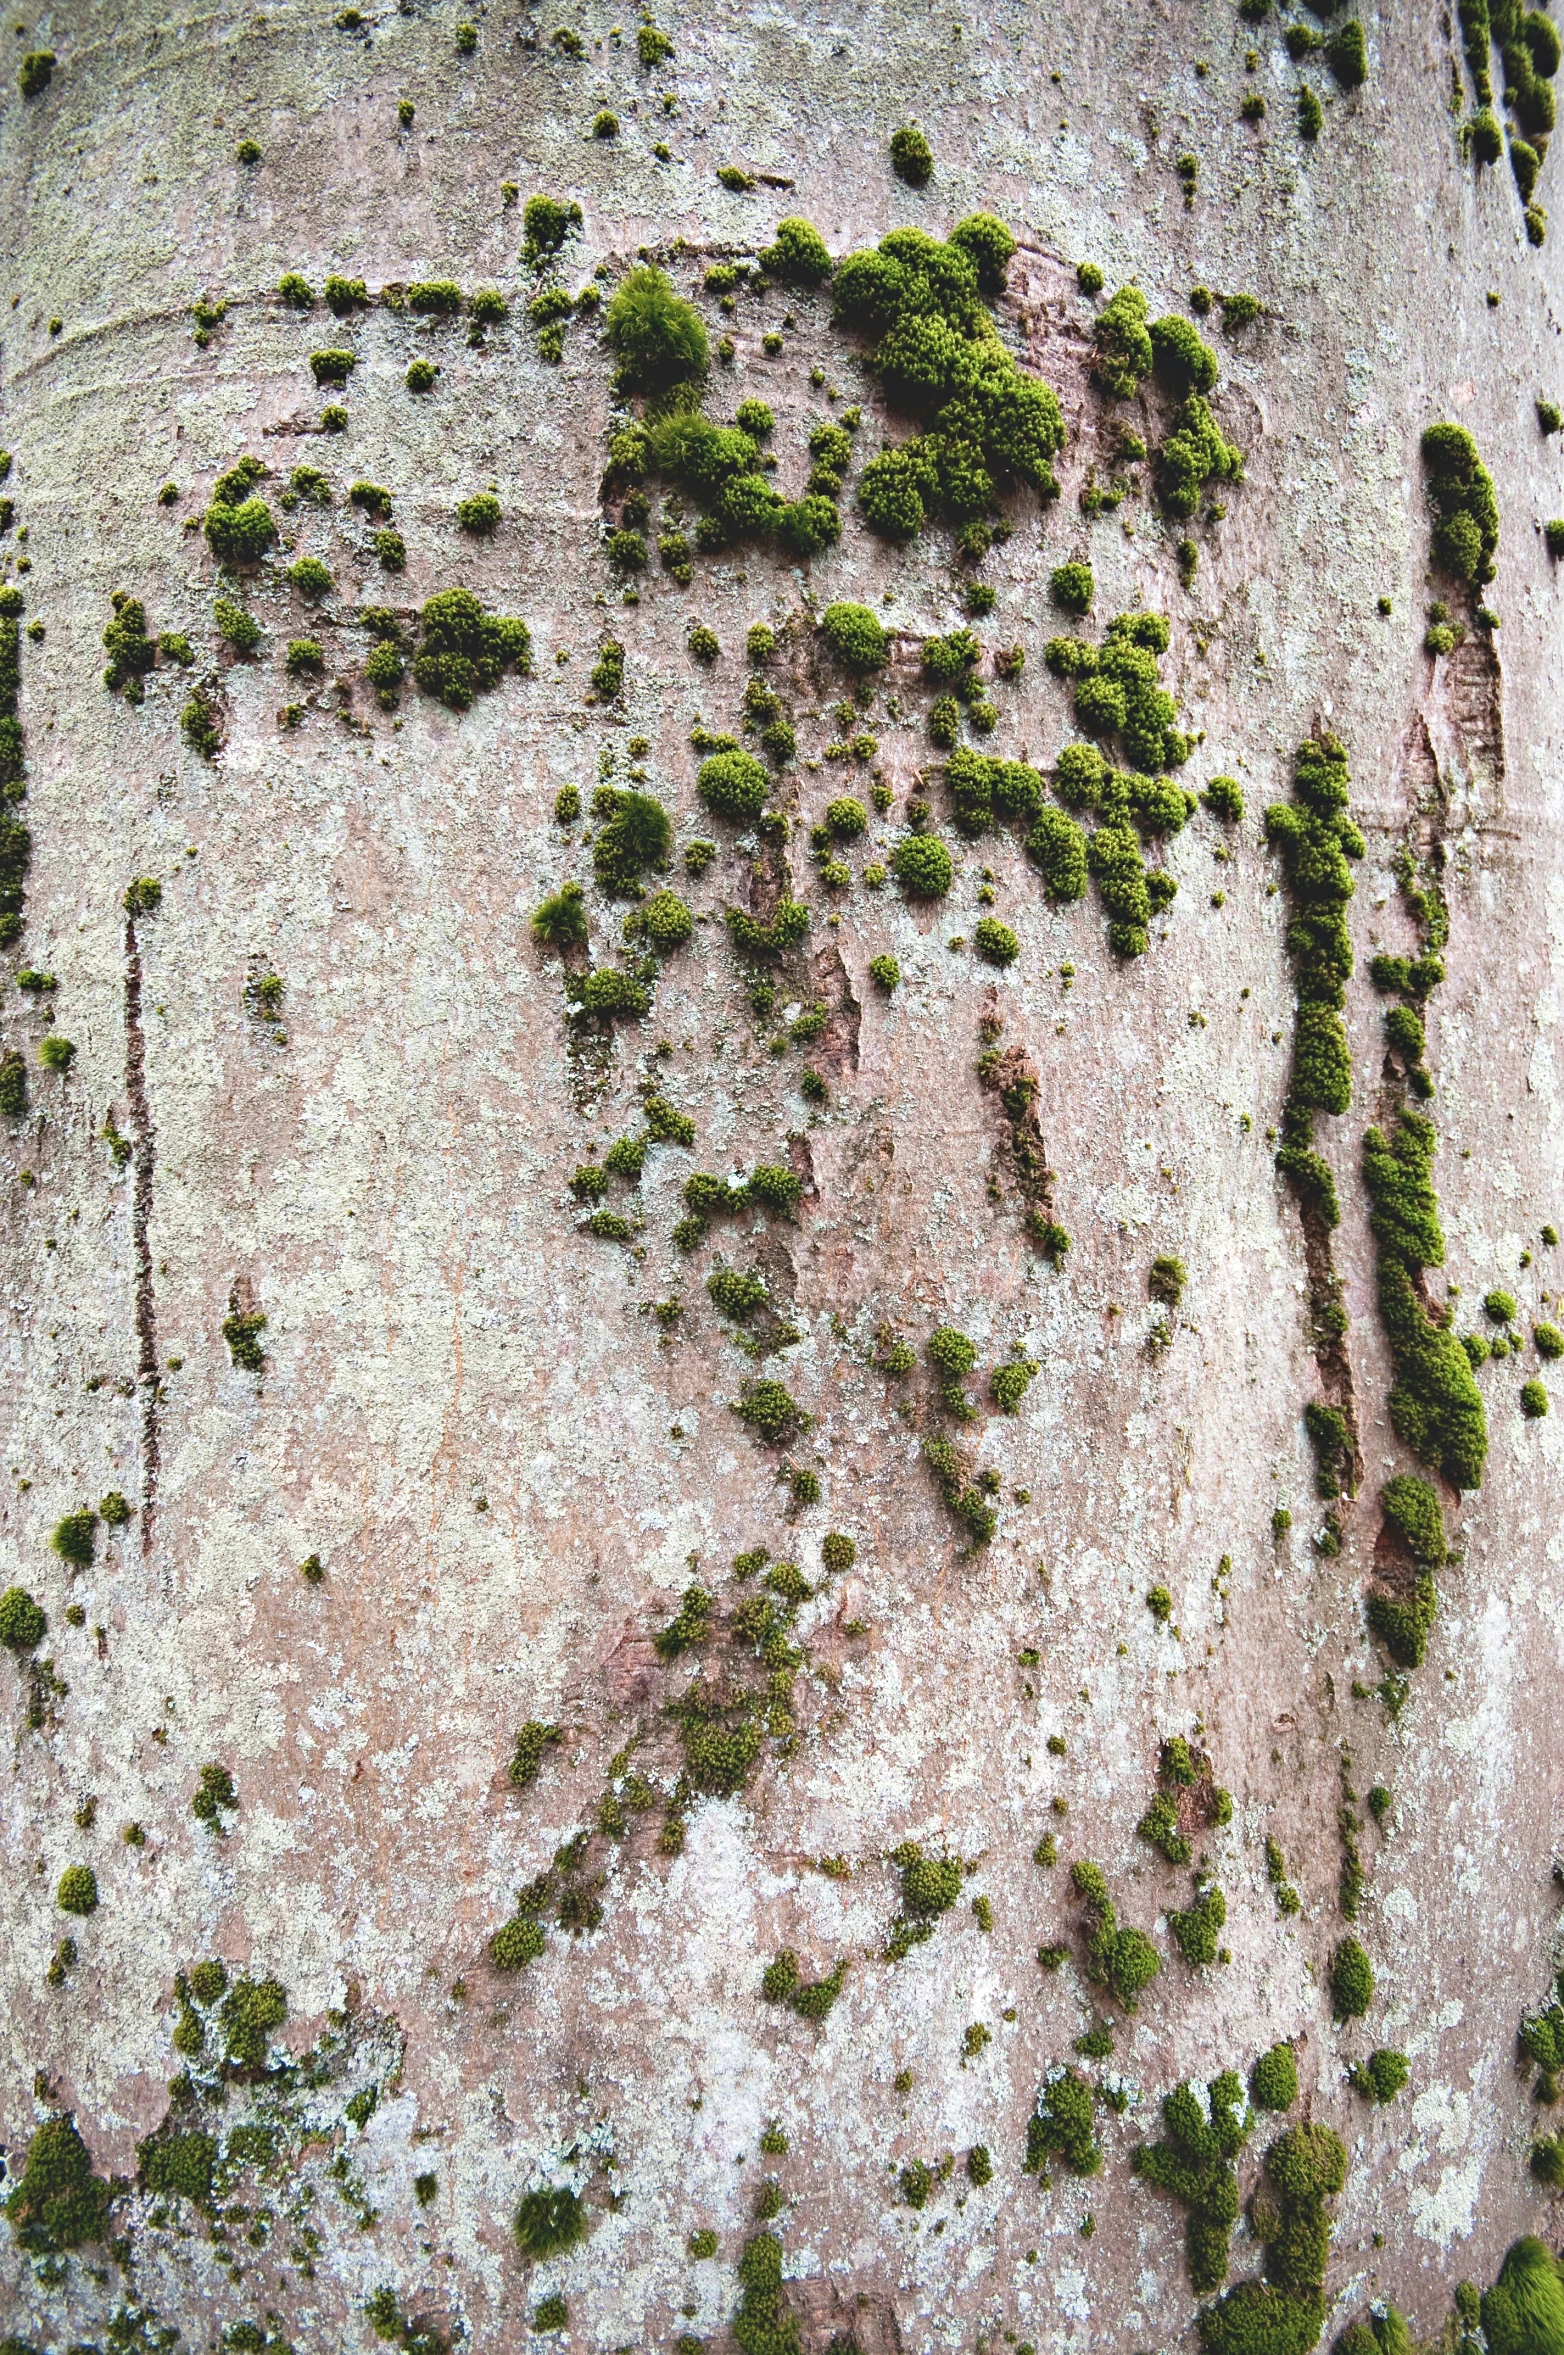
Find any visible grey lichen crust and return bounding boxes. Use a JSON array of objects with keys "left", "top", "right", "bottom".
[{"left": 2, "top": 4, "right": 1564, "bottom": 2352}]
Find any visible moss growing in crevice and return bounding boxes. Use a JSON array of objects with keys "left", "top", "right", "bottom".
[{"left": 1363, "top": 1110, "right": 1486, "bottom": 1489}]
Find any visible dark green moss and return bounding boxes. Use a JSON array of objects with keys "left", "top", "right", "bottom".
[
  {"left": 1024, "top": 2069, "right": 1101, "bottom": 2178},
  {"left": 1330, "top": 1936, "right": 1374, "bottom": 2020},
  {"left": 1134, "top": 2072, "right": 1251, "bottom": 2291},
  {"left": 51, "top": 1508, "right": 97, "bottom": 1567},
  {"left": 1071, "top": 1858, "right": 1161, "bottom": 2008},
  {"left": 514, "top": 2185, "right": 589, "bottom": 2258},
  {"left": 3, "top": 2116, "right": 112, "bottom": 2252}
]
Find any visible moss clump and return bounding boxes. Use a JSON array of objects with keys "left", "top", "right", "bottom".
[
  {"left": 759, "top": 217, "right": 832, "bottom": 284},
  {"left": 223, "top": 1299, "right": 266, "bottom": 1373},
  {"left": 412, "top": 588, "right": 529, "bottom": 708},
  {"left": 523, "top": 193, "right": 582, "bottom": 261},
  {"left": 1330, "top": 1935, "right": 1374, "bottom": 2020},
  {"left": 509, "top": 1720, "right": 561, "bottom": 1787},
  {"left": 732, "top": 1378, "right": 805, "bottom": 1444},
  {"left": 490, "top": 1915, "right": 546, "bottom": 1971},
  {"left": 0, "top": 1584, "right": 46, "bottom": 1651},
  {"left": 974, "top": 916, "right": 1019, "bottom": 966},
  {"left": 591, "top": 789, "right": 672, "bottom": 896},
  {"left": 191, "top": 1761, "right": 238, "bottom": 1829},
  {"left": 1025, "top": 2068, "right": 1101, "bottom": 2178},
  {"left": 1480, "top": 2238, "right": 1564, "bottom": 2355},
  {"left": 1051, "top": 560, "right": 1094, "bottom": 612},
  {"left": 1349, "top": 2048, "right": 1409, "bottom": 2103},
  {"left": 836, "top": 219, "right": 1064, "bottom": 545},
  {"left": 889, "top": 123, "right": 934, "bottom": 183},
  {"left": 1363, "top": 1112, "right": 1486, "bottom": 1488},
  {"left": 1522, "top": 1377, "right": 1549, "bottom": 1417},
  {"left": 51, "top": 1508, "right": 97, "bottom": 1567},
  {"left": 1203, "top": 774, "right": 1243, "bottom": 822},
  {"left": 17, "top": 48, "right": 56, "bottom": 97},
  {"left": 1093, "top": 284, "right": 1154, "bottom": 398},
  {"left": 1265, "top": 733, "right": 1364, "bottom": 1221},
  {"left": 819, "top": 600, "right": 887, "bottom": 671},
  {"left": 992, "top": 1354, "right": 1038, "bottom": 1413},
  {"left": 514, "top": 2185, "right": 589, "bottom": 2258},
  {"left": 1169, "top": 1877, "right": 1228, "bottom": 1967},
  {"left": 531, "top": 881, "right": 587, "bottom": 952},
  {"left": 868, "top": 953, "right": 901, "bottom": 990},
  {"left": 1422, "top": 422, "right": 1499, "bottom": 587},
  {"left": 1250, "top": 2044, "right": 1298, "bottom": 2113},
  {"left": 1195, "top": 2123, "right": 1348, "bottom": 2355},
  {"left": 605, "top": 267, "right": 708, "bottom": 394},
  {"left": 892, "top": 832, "right": 954, "bottom": 898},
  {"left": 1071, "top": 1858, "right": 1161, "bottom": 2008},
  {"left": 203, "top": 457, "right": 275, "bottom": 565},
  {"left": 138, "top": 2128, "right": 216, "bottom": 2208},
  {"left": 760, "top": 1948, "right": 846, "bottom": 2017},
  {"left": 57, "top": 1863, "right": 98, "bottom": 1915},
  {"left": 1134, "top": 2072, "right": 1252, "bottom": 2291},
  {"left": 4, "top": 2116, "right": 112, "bottom": 2252}
]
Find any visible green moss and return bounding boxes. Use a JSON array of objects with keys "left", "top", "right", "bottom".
[
  {"left": 17, "top": 49, "right": 55, "bottom": 97},
  {"left": 523, "top": 193, "right": 583, "bottom": 261},
  {"left": 1330, "top": 1935, "right": 1374, "bottom": 2020},
  {"left": 531, "top": 881, "right": 587, "bottom": 951},
  {"left": 732, "top": 1378, "right": 805, "bottom": 1444},
  {"left": 139, "top": 2129, "right": 216, "bottom": 2207},
  {"left": 1093, "top": 284, "right": 1153, "bottom": 398},
  {"left": 1349, "top": 2048, "right": 1409, "bottom": 2103},
  {"left": 974, "top": 916, "right": 1019, "bottom": 965},
  {"left": 759, "top": 217, "right": 832, "bottom": 285},
  {"left": 1051, "top": 560, "right": 1094, "bottom": 613},
  {"left": 889, "top": 124, "right": 934, "bottom": 184},
  {"left": 605, "top": 267, "right": 708, "bottom": 394},
  {"left": 1146, "top": 1585, "right": 1172, "bottom": 1622},
  {"left": 1071, "top": 1857, "right": 1162, "bottom": 2008},
  {"left": 1203, "top": 775, "right": 1244, "bottom": 821},
  {"left": 51, "top": 1508, "right": 97, "bottom": 1567},
  {"left": 1326, "top": 18, "right": 1367, "bottom": 85},
  {"left": 1481, "top": 2238, "right": 1564, "bottom": 2355},
  {"left": 1363, "top": 1113, "right": 1486, "bottom": 1487},
  {"left": 819, "top": 600, "right": 887, "bottom": 670},
  {"left": 1522, "top": 1377, "right": 1550, "bottom": 1417},
  {"left": 1134, "top": 2071, "right": 1251, "bottom": 2292},
  {"left": 1025, "top": 2069, "right": 1101, "bottom": 2178},
  {"left": 514, "top": 2186, "right": 589, "bottom": 2258},
  {"left": 1422, "top": 422, "right": 1499, "bottom": 586},
  {"left": 0, "top": 1584, "right": 46, "bottom": 1651},
  {"left": 3, "top": 2116, "right": 112, "bottom": 2252},
  {"left": 1250, "top": 2044, "right": 1298, "bottom": 2112},
  {"left": 57, "top": 1863, "right": 97, "bottom": 1915},
  {"left": 892, "top": 832, "right": 953, "bottom": 897},
  {"left": 1169, "top": 1876, "right": 1227, "bottom": 1966},
  {"left": 992, "top": 1355, "right": 1038, "bottom": 1413},
  {"left": 192, "top": 1761, "right": 238, "bottom": 1828},
  {"left": 223, "top": 1300, "right": 266, "bottom": 1373}
]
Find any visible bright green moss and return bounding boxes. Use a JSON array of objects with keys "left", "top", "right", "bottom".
[
  {"left": 1422, "top": 422, "right": 1500, "bottom": 586},
  {"left": 892, "top": 832, "right": 953, "bottom": 897},
  {"left": 974, "top": 916, "right": 1019, "bottom": 966},
  {"left": 1026, "top": 806, "right": 1089, "bottom": 901},
  {"left": 191, "top": 1761, "right": 238, "bottom": 1828},
  {"left": 1133, "top": 2072, "right": 1250, "bottom": 2292},
  {"left": 1363, "top": 1113, "right": 1486, "bottom": 1487},
  {"left": 1522, "top": 1378, "right": 1550, "bottom": 1417},
  {"left": 1349, "top": 2048, "right": 1409, "bottom": 2103},
  {"left": 523, "top": 193, "right": 582, "bottom": 260},
  {"left": 1169, "top": 1877, "right": 1227, "bottom": 1966},
  {"left": 139, "top": 2129, "right": 216, "bottom": 2207},
  {"left": 759, "top": 217, "right": 832, "bottom": 285},
  {"left": 1072, "top": 1857, "right": 1162, "bottom": 2008},
  {"left": 1150, "top": 314, "right": 1219, "bottom": 396},
  {"left": 732, "top": 1378, "right": 804, "bottom": 1443},
  {"left": 1051, "top": 559, "right": 1094, "bottom": 612},
  {"left": 605, "top": 267, "right": 708, "bottom": 392},
  {"left": 1203, "top": 775, "right": 1243, "bottom": 821},
  {"left": 531, "top": 881, "right": 586, "bottom": 951},
  {"left": 1480, "top": 2238, "right": 1564, "bottom": 2355},
  {"left": 819, "top": 600, "right": 887, "bottom": 670},
  {"left": 51, "top": 1508, "right": 97, "bottom": 1567}
]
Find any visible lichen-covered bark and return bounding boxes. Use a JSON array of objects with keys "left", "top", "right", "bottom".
[{"left": 2, "top": 5, "right": 1563, "bottom": 2350}]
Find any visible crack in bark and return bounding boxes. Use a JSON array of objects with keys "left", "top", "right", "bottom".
[{"left": 124, "top": 913, "right": 160, "bottom": 1546}]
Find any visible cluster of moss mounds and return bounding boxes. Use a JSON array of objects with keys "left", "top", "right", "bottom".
[
  {"left": 1191, "top": 2121, "right": 1349, "bottom": 2355},
  {"left": 1458, "top": 0, "right": 1559, "bottom": 241},
  {"left": 4, "top": 2115, "right": 113, "bottom": 2253},
  {"left": 824, "top": 217, "right": 1065, "bottom": 542},
  {"left": 1070, "top": 1857, "right": 1161, "bottom": 2008},
  {"left": 1363, "top": 1109, "right": 1487, "bottom": 1490},
  {"left": 1088, "top": 288, "right": 1243, "bottom": 518},
  {"left": 1264, "top": 733, "right": 1364, "bottom": 1226}
]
